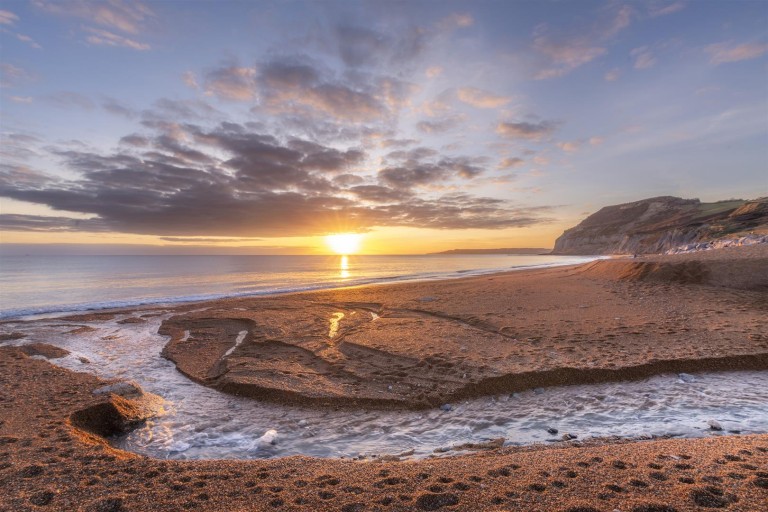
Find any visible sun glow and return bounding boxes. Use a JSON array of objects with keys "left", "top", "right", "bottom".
[{"left": 325, "top": 233, "right": 362, "bottom": 255}]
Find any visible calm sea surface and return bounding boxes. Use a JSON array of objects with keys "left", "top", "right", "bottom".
[{"left": 0, "top": 254, "right": 595, "bottom": 319}]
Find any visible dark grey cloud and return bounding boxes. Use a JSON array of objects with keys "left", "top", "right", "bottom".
[
  {"left": 378, "top": 156, "right": 485, "bottom": 189},
  {"left": 349, "top": 185, "right": 413, "bottom": 203},
  {"left": 334, "top": 24, "right": 426, "bottom": 69},
  {"left": 416, "top": 116, "right": 462, "bottom": 134},
  {"left": 0, "top": 214, "right": 108, "bottom": 232},
  {"left": 0, "top": 121, "right": 551, "bottom": 236}
]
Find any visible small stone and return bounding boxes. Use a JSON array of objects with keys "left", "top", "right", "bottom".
[
  {"left": 678, "top": 373, "right": 696, "bottom": 383},
  {"left": 440, "top": 403, "right": 452, "bottom": 412},
  {"left": 297, "top": 419, "right": 308, "bottom": 427},
  {"left": 547, "top": 427, "right": 558, "bottom": 435},
  {"left": 708, "top": 420, "right": 723, "bottom": 431},
  {"left": 387, "top": 385, "right": 393, "bottom": 391},
  {"left": 562, "top": 433, "right": 578, "bottom": 441}
]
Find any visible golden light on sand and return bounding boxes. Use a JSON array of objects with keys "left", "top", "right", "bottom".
[{"left": 325, "top": 233, "right": 362, "bottom": 255}]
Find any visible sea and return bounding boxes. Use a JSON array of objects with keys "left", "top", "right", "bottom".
[{"left": 0, "top": 253, "right": 597, "bottom": 320}]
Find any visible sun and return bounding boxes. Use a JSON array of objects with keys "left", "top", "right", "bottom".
[{"left": 325, "top": 233, "right": 362, "bottom": 255}]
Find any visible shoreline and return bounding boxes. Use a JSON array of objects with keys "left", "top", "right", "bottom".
[{"left": 0, "top": 255, "right": 599, "bottom": 322}]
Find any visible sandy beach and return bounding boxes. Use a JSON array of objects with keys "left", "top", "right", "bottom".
[{"left": 1, "top": 246, "right": 767, "bottom": 511}]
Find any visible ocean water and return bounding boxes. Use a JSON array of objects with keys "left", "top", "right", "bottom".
[{"left": 0, "top": 253, "right": 596, "bottom": 319}]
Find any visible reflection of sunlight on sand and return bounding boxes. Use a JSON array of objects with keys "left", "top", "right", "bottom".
[
  {"left": 340, "top": 255, "right": 350, "bottom": 278},
  {"left": 328, "top": 312, "right": 344, "bottom": 338}
]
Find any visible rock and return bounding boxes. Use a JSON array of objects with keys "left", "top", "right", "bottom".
[
  {"left": 547, "top": 427, "right": 558, "bottom": 435},
  {"left": 254, "top": 429, "right": 278, "bottom": 448},
  {"left": 297, "top": 419, "right": 308, "bottom": 427},
  {"left": 18, "top": 343, "right": 70, "bottom": 359},
  {"left": 78, "top": 356, "right": 91, "bottom": 364},
  {"left": 562, "top": 433, "right": 578, "bottom": 441},
  {"left": 92, "top": 381, "right": 143, "bottom": 398},
  {"left": 708, "top": 420, "right": 723, "bottom": 431},
  {"left": 678, "top": 373, "right": 696, "bottom": 383},
  {"left": 440, "top": 403, "right": 452, "bottom": 412},
  {"left": 0, "top": 332, "right": 26, "bottom": 342}
]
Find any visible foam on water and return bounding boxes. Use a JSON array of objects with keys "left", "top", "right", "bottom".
[{"left": 3, "top": 313, "right": 767, "bottom": 460}]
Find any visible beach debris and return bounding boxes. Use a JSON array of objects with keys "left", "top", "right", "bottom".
[
  {"left": 547, "top": 427, "right": 559, "bottom": 435},
  {"left": 255, "top": 429, "right": 278, "bottom": 448},
  {"left": 562, "top": 433, "right": 578, "bottom": 441},
  {"left": 678, "top": 373, "right": 696, "bottom": 383},
  {"left": 440, "top": 403, "right": 453, "bottom": 412},
  {"left": 92, "top": 380, "right": 143, "bottom": 398},
  {"left": 708, "top": 420, "right": 723, "bottom": 431}
]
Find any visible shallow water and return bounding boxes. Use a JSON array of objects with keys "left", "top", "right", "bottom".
[{"left": 4, "top": 312, "right": 767, "bottom": 461}]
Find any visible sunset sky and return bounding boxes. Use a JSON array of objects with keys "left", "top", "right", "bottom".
[{"left": 1, "top": 0, "right": 766, "bottom": 254}]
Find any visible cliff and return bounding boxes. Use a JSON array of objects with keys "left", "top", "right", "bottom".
[{"left": 552, "top": 196, "right": 768, "bottom": 255}]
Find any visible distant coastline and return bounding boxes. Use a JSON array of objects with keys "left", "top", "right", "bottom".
[{"left": 429, "top": 248, "right": 550, "bottom": 255}]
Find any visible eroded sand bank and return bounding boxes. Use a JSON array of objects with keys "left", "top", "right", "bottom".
[{"left": 159, "top": 246, "right": 768, "bottom": 408}]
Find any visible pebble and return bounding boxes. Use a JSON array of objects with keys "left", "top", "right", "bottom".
[
  {"left": 440, "top": 403, "right": 452, "bottom": 412},
  {"left": 255, "top": 429, "right": 278, "bottom": 448},
  {"left": 547, "top": 427, "right": 558, "bottom": 435},
  {"left": 678, "top": 373, "right": 696, "bottom": 383},
  {"left": 708, "top": 420, "right": 723, "bottom": 431},
  {"left": 562, "top": 433, "right": 578, "bottom": 441}
]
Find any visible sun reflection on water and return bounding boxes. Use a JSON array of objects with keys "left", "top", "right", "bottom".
[{"left": 339, "top": 255, "right": 350, "bottom": 278}]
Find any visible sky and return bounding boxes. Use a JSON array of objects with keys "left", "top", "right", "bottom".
[{"left": 0, "top": 0, "right": 766, "bottom": 255}]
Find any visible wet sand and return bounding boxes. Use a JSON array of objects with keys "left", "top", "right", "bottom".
[{"left": 2, "top": 246, "right": 767, "bottom": 510}]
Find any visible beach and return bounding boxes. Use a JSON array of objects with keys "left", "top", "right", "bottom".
[{"left": 1, "top": 246, "right": 767, "bottom": 511}]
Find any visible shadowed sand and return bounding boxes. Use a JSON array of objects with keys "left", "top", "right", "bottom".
[{"left": 159, "top": 246, "right": 768, "bottom": 408}]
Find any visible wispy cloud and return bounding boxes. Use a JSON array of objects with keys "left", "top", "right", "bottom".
[
  {"left": 0, "top": 62, "right": 36, "bottom": 88},
  {"left": 631, "top": 46, "right": 656, "bottom": 69},
  {"left": 706, "top": 41, "right": 768, "bottom": 65},
  {"left": 33, "top": 0, "right": 154, "bottom": 50},
  {"left": 204, "top": 64, "right": 257, "bottom": 101},
  {"left": 0, "top": 9, "right": 19, "bottom": 25},
  {"left": 84, "top": 27, "right": 150, "bottom": 50},
  {"left": 456, "top": 87, "right": 511, "bottom": 109}
]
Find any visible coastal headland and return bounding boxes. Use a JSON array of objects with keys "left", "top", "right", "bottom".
[{"left": 1, "top": 246, "right": 767, "bottom": 511}]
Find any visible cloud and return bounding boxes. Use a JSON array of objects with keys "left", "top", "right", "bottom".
[
  {"left": 159, "top": 237, "right": 262, "bottom": 244},
  {"left": 498, "top": 157, "right": 525, "bottom": 169},
  {"left": 496, "top": 120, "right": 559, "bottom": 140},
  {"left": 631, "top": 46, "right": 656, "bottom": 69},
  {"left": 84, "top": 27, "right": 150, "bottom": 50},
  {"left": 456, "top": 87, "right": 511, "bottom": 109},
  {"left": 647, "top": 1, "right": 686, "bottom": 17},
  {"left": 32, "top": 0, "right": 154, "bottom": 34},
  {"left": 182, "top": 71, "right": 199, "bottom": 89},
  {"left": 203, "top": 64, "right": 257, "bottom": 101},
  {"left": 46, "top": 91, "right": 95, "bottom": 109},
  {"left": 416, "top": 116, "right": 462, "bottom": 134},
  {"left": 0, "top": 10, "right": 18, "bottom": 25},
  {"left": 16, "top": 33, "right": 42, "bottom": 49},
  {"left": 0, "top": 214, "right": 108, "bottom": 232},
  {"left": 0, "top": 62, "right": 35, "bottom": 88},
  {"left": 604, "top": 68, "right": 620, "bottom": 81},
  {"left": 706, "top": 41, "right": 768, "bottom": 65},
  {"left": 379, "top": 156, "right": 484, "bottom": 189},
  {"left": 10, "top": 95, "right": 33, "bottom": 103},
  {"left": 533, "top": 35, "right": 606, "bottom": 79},
  {"left": 425, "top": 66, "right": 443, "bottom": 78},
  {"left": 102, "top": 98, "right": 136, "bottom": 118},
  {"left": 589, "top": 136, "right": 604, "bottom": 146},
  {"left": 0, "top": 121, "right": 550, "bottom": 236},
  {"left": 557, "top": 141, "right": 580, "bottom": 152}
]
